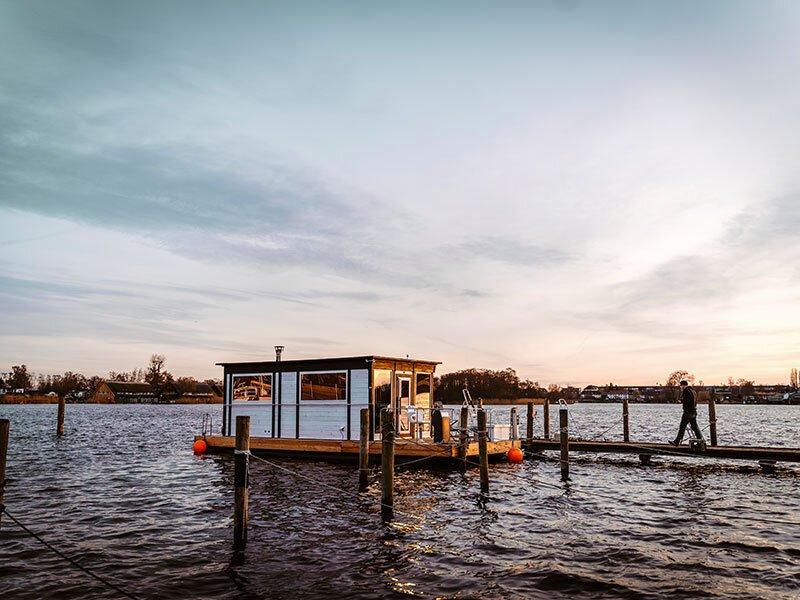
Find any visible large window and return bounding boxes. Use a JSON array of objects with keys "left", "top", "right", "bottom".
[
  {"left": 232, "top": 374, "right": 272, "bottom": 402},
  {"left": 301, "top": 372, "right": 347, "bottom": 401}
]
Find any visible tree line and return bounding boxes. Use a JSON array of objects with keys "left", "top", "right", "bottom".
[
  {"left": 434, "top": 368, "right": 580, "bottom": 404},
  {"left": 1, "top": 355, "right": 221, "bottom": 399}
]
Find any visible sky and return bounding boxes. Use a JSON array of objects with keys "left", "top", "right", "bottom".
[{"left": 1, "top": 0, "right": 799, "bottom": 386}]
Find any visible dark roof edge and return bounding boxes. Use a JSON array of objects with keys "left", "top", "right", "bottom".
[{"left": 216, "top": 355, "right": 441, "bottom": 367}]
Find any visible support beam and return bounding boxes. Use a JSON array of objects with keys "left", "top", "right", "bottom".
[
  {"left": 0, "top": 419, "right": 8, "bottom": 528},
  {"left": 381, "top": 409, "right": 395, "bottom": 520},
  {"left": 233, "top": 415, "right": 250, "bottom": 551},
  {"left": 708, "top": 395, "right": 718, "bottom": 447},
  {"left": 622, "top": 398, "right": 629, "bottom": 443},
  {"left": 559, "top": 408, "right": 569, "bottom": 481},
  {"left": 526, "top": 402, "right": 534, "bottom": 442},
  {"left": 543, "top": 399, "right": 550, "bottom": 439},
  {"left": 477, "top": 408, "right": 489, "bottom": 494},
  {"left": 57, "top": 395, "right": 66, "bottom": 437},
  {"left": 358, "top": 408, "right": 370, "bottom": 490}
]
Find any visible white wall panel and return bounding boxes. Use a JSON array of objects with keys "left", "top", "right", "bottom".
[
  {"left": 280, "top": 371, "right": 297, "bottom": 438},
  {"left": 349, "top": 369, "right": 369, "bottom": 440}
]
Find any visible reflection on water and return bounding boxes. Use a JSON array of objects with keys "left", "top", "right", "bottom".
[{"left": 0, "top": 403, "right": 799, "bottom": 599}]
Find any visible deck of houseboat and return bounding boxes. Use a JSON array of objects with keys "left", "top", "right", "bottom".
[{"left": 196, "top": 434, "right": 521, "bottom": 461}]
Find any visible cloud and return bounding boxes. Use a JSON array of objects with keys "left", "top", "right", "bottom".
[
  {"left": 444, "top": 236, "right": 571, "bottom": 268},
  {"left": 577, "top": 194, "right": 800, "bottom": 341}
]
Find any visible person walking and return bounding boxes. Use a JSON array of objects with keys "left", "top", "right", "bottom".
[{"left": 669, "top": 380, "right": 704, "bottom": 446}]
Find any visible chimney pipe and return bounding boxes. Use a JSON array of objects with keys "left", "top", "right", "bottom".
[{"left": 274, "top": 345, "right": 284, "bottom": 361}]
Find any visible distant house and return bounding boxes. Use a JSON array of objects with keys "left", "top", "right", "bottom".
[
  {"left": 170, "top": 381, "right": 223, "bottom": 404},
  {"left": 579, "top": 385, "right": 603, "bottom": 400},
  {"left": 90, "top": 381, "right": 159, "bottom": 404}
]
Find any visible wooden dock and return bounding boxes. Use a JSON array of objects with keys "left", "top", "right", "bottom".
[
  {"left": 525, "top": 438, "right": 800, "bottom": 463},
  {"left": 197, "top": 434, "right": 521, "bottom": 461}
]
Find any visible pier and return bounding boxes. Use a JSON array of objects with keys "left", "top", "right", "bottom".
[{"left": 525, "top": 439, "right": 800, "bottom": 464}]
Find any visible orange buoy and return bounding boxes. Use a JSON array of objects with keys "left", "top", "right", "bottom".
[
  {"left": 507, "top": 447, "right": 524, "bottom": 463},
  {"left": 193, "top": 439, "right": 208, "bottom": 454}
]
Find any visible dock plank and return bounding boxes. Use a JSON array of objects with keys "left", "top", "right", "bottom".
[{"left": 525, "top": 439, "right": 800, "bottom": 462}]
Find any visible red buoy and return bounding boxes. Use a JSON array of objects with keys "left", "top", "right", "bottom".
[
  {"left": 193, "top": 439, "right": 208, "bottom": 454},
  {"left": 507, "top": 447, "right": 524, "bottom": 463}
]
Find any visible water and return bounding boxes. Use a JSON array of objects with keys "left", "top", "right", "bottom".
[{"left": 1, "top": 403, "right": 799, "bottom": 599}]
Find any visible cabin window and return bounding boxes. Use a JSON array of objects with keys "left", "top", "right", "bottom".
[
  {"left": 232, "top": 374, "right": 272, "bottom": 402},
  {"left": 415, "top": 373, "right": 431, "bottom": 408},
  {"left": 301, "top": 372, "right": 347, "bottom": 401},
  {"left": 374, "top": 369, "right": 392, "bottom": 412}
]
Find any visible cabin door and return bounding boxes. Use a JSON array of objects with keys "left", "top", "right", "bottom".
[{"left": 396, "top": 376, "right": 411, "bottom": 435}]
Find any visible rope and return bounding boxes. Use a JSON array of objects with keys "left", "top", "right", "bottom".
[
  {"left": 244, "top": 451, "right": 425, "bottom": 522},
  {"left": 1, "top": 505, "right": 141, "bottom": 600}
]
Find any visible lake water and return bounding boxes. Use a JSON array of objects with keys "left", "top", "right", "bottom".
[{"left": 1, "top": 403, "right": 798, "bottom": 599}]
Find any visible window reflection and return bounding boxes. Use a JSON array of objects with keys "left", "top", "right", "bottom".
[
  {"left": 301, "top": 372, "right": 347, "bottom": 401},
  {"left": 233, "top": 374, "right": 272, "bottom": 402}
]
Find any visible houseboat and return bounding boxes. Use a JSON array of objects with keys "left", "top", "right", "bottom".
[{"left": 197, "top": 350, "right": 521, "bottom": 460}]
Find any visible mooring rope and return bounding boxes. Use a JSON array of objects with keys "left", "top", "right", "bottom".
[
  {"left": 0, "top": 505, "right": 141, "bottom": 600},
  {"left": 244, "top": 451, "right": 425, "bottom": 521}
]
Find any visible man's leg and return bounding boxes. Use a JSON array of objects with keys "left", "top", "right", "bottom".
[
  {"left": 673, "top": 413, "right": 690, "bottom": 444},
  {"left": 689, "top": 415, "right": 703, "bottom": 440}
]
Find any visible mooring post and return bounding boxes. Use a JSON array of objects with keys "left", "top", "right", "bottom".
[
  {"left": 477, "top": 408, "right": 489, "bottom": 495},
  {"left": 380, "top": 408, "right": 395, "bottom": 520},
  {"left": 510, "top": 407, "right": 519, "bottom": 440},
  {"left": 233, "top": 415, "right": 250, "bottom": 551},
  {"left": 56, "top": 395, "right": 66, "bottom": 437},
  {"left": 708, "top": 395, "right": 718, "bottom": 447},
  {"left": 0, "top": 419, "right": 8, "bottom": 528},
  {"left": 458, "top": 406, "right": 469, "bottom": 467},
  {"left": 359, "top": 407, "right": 370, "bottom": 490},
  {"left": 559, "top": 407, "right": 569, "bottom": 481},
  {"left": 622, "top": 398, "right": 630, "bottom": 443},
  {"left": 543, "top": 399, "right": 550, "bottom": 439},
  {"left": 526, "top": 401, "right": 534, "bottom": 442}
]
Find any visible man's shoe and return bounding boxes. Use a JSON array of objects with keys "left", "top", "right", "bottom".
[{"left": 668, "top": 440, "right": 679, "bottom": 446}]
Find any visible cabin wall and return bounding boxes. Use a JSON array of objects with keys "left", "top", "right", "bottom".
[
  {"left": 226, "top": 367, "right": 370, "bottom": 440},
  {"left": 280, "top": 372, "right": 297, "bottom": 438}
]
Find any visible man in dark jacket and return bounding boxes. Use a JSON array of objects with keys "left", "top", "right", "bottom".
[{"left": 669, "top": 380, "right": 704, "bottom": 445}]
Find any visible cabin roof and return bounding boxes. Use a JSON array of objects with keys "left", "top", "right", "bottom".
[
  {"left": 103, "top": 381, "right": 155, "bottom": 394},
  {"left": 216, "top": 355, "right": 441, "bottom": 368}
]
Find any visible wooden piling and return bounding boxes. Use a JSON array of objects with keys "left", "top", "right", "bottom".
[
  {"left": 526, "top": 402, "right": 534, "bottom": 441},
  {"left": 708, "top": 394, "right": 718, "bottom": 447},
  {"left": 477, "top": 408, "right": 489, "bottom": 494},
  {"left": 543, "top": 399, "right": 550, "bottom": 439},
  {"left": 380, "top": 409, "right": 395, "bottom": 520},
  {"left": 622, "top": 398, "right": 630, "bottom": 443},
  {"left": 510, "top": 407, "right": 518, "bottom": 440},
  {"left": 359, "top": 408, "right": 370, "bottom": 490},
  {"left": 559, "top": 408, "right": 569, "bottom": 481},
  {"left": 56, "top": 395, "right": 65, "bottom": 437},
  {"left": 233, "top": 415, "right": 250, "bottom": 551},
  {"left": 0, "top": 419, "right": 8, "bottom": 528},
  {"left": 458, "top": 406, "right": 469, "bottom": 465}
]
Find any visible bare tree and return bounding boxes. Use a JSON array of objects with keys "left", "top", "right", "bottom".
[
  {"left": 145, "top": 354, "right": 172, "bottom": 399},
  {"left": 791, "top": 368, "right": 798, "bottom": 389},
  {"left": 666, "top": 370, "right": 696, "bottom": 386}
]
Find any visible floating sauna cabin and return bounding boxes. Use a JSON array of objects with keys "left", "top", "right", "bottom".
[{"left": 218, "top": 355, "right": 440, "bottom": 440}]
